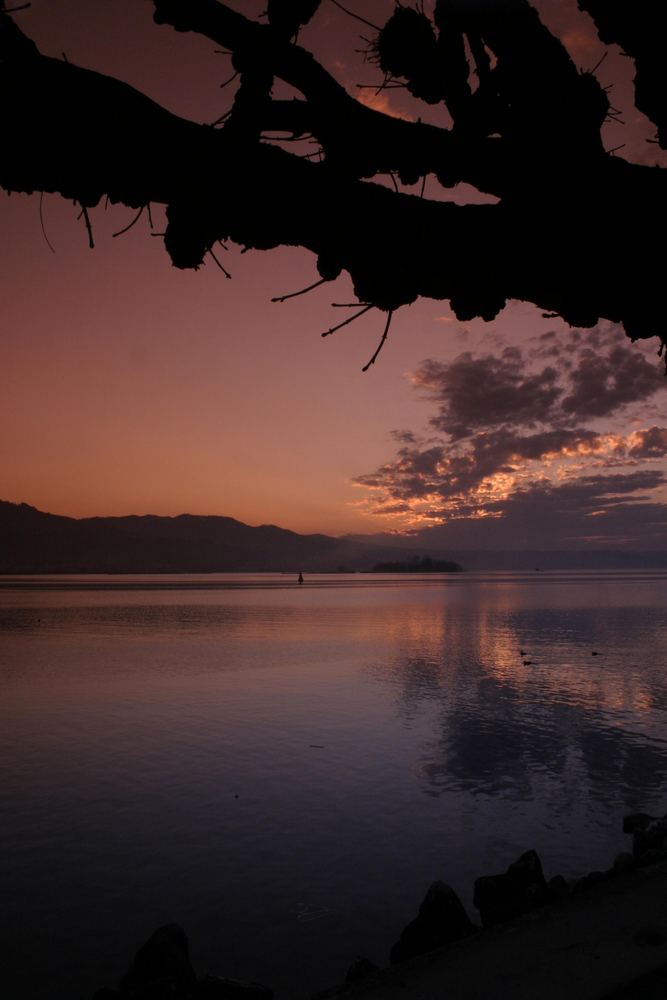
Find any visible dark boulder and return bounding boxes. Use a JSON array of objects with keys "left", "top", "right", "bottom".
[
  {"left": 389, "top": 880, "right": 475, "bottom": 964},
  {"left": 547, "top": 875, "right": 570, "bottom": 900},
  {"left": 572, "top": 870, "right": 609, "bottom": 893},
  {"left": 636, "top": 847, "right": 667, "bottom": 868},
  {"left": 473, "top": 850, "right": 549, "bottom": 928},
  {"left": 613, "top": 852, "right": 635, "bottom": 872},
  {"left": 197, "top": 975, "right": 273, "bottom": 999},
  {"left": 344, "top": 957, "right": 380, "bottom": 983},
  {"left": 632, "top": 818, "right": 667, "bottom": 858},
  {"left": 623, "top": 813, "right": 656, "bottom": 834},
  {"left": 121, "top": 924, "right": 198, "bottom": 999}
]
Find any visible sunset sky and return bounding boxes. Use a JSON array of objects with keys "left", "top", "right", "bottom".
[{"left": 2, "top": 0, "right": 667, "bottom": 548}]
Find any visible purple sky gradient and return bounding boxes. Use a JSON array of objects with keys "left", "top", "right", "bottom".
[{"left": 2, "top": 0, "right": 666, "bottom": 546}]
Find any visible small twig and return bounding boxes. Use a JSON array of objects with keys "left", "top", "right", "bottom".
[
  {"left": 214, "top": 49, "right": 232, "bottom": 55},
  {"left": 588, "top": 50, "right": 608, "bottom": 75},
  {"left": 362, "top": 310, "right": 393, "bottom": 371},
  {"left": 112, "top": 205, "right": 145, "bottom": 238},
  {"left": 211, "top": 108, "right": 233, "bottom": 127},
  {"left": 61, "top": 51, "right": 68, "bottom": 62},
  {"left": 272, "top": 277, "right": 327, "bottom": 303},
  {"left": 261, "top": 133, "right": 314, "bottom": 142},
  {"left": 208, "top": 247, "right": 232, "bottom": 279},
  {"left": 387, "top": 172, "right": 399, "bottom": 193},
  {"left": 147, "top": 203, "right": 154, "bottom": 229},
  {"left": 356, "top": 83, "right": 405, "bottom": 90},
  {"left": 321, "top": 304, "right": 374, "bottom": 337},
  {"left": 606, "top": 143, "right": 626, "bottom": 155},
  {"left": 329, "top": 0, "right": 380, "bottom": 30},
  {"left": 3, "top": 3, "right": 31, "bottom": 11},
  {"left": 219, "top": 70, "right": 239, "bottom": 90},
  {"left": 77, "top": 203, "right": 94, "bottom": 248},
  {"left": 419, "top": 174, "right": 427, "bottom": 199},
  {"left": 331, "top": 302, "right": 371, "bottom": 307},
  {"left": 38, "top": 192, "right": 56, "bottom": 254},
  {"left": 374, "top": 73, "right": 390, "bottom": 96}
]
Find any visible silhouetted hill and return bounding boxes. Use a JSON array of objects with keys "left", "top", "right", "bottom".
[
  {"left": 0, "top": 501, "right": 454, "bottom": 574},
  {"left": 6, "top": 501, "right": 662, "bottom": 574}
]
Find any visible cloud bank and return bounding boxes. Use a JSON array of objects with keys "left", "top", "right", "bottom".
[{"left": 354, "top": 325, "right": 667, "bottom": 548}]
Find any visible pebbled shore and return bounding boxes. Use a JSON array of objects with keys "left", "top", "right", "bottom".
[
  {"left": 94, "top": 816, "right": 667, "bottom": 999},
  {"left": 322, "top": 859, "right": 667, "bottom": 1000}
]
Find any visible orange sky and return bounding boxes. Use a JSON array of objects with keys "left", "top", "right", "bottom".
[{"left": 2, "top": 0, "right": 666, "bottom": 539}]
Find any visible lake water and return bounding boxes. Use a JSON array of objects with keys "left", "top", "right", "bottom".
[{"left": 2, "top": 571, "right": 667, "bottom": 999}]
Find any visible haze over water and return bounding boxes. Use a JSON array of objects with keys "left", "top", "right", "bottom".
[{"left": 2, "top": 571, "right": 667, "bottom": 999}]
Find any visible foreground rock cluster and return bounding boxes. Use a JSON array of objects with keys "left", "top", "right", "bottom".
[
  {"left": 94, "top": 811, "right": 667, "bottom": 999},
  {"left": 93, "top": 924, "right": 273, "bottom": 1000}
]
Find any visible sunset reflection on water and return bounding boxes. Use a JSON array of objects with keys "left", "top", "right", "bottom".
[{"left": 2, "top": 571, "right": 667, "bottom": 1000}]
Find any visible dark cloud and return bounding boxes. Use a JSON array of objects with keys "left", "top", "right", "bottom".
[
  {"left": 410, "top": 329, "right": 666, "bottom": 445},
  {"left": 414, "top": 349, "right": 562, "bottom": 438},
  {"left": 354, "top": 428, "right": 610, "bottom": 505},
  {"left": 507, "top": 470, "right": 665, "bottom": 508},
  {"left": 371, "top": 502, "right": 413, "bottom": 515},
  {"left": 412, "top": 472, "right": 667, "bottom": 550},
  {"left": 441, "top": 427, "right": 609, "bottom": 497},
  {"left": 390, "top": 429, "right": 417, "bottom": 444},
  {"left": 355, "top": 444, "right": 445, "bottom": 498},
  {"left": 628, "top": 427, "right": 667, "bottom": 458},
  {"left": 561, "top": 345, "right": 666, "bottom": 418}
]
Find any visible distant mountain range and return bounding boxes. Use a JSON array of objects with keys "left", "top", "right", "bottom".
[
  {"left": 2, "top": 501, "right": 666, "bottom": 573},
  {"left": 0, "top": 500, "right": 452, "bottom": 574}
]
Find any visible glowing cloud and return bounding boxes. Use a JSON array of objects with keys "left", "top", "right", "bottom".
[{"left": 354, "top": 325, "right": 667, "bottom": 546}]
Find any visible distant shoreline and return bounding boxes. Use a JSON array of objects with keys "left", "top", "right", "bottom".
[{"left": 370, "top": 557, "right": 463, "bottom": 573}]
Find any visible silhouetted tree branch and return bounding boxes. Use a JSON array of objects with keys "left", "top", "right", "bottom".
[
  {"left": 1, "top": 0, "right": 665, "bottom": 347},
  {"left": 579, "top": 0, "right": 667, "bottom": 148}
]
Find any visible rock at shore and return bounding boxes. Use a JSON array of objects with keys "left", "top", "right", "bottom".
[
  {"left": 622, "top": 813, "right": 657, "bottom": 834},
  {"left": 345, "top": 957, "right": 381, "bottom": 983},
  {"left": 473, "top": 850, "right": 549, "bottom": 928},
  {"left": 389, "top": 880, "right": 475, "bottom": 964},
  {"left": 120, "top": 924, "right": 198, "bottom": 998},
  {"left": 110, "top": 925, "right": 273, "bottom": 1000},
  {"left": 630, "top": 818, "right": 667, "bottom": 858}
]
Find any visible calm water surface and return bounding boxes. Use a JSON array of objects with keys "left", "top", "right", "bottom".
[{"left": 2, "top": 571, "right": 667, "bottom": 998}]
